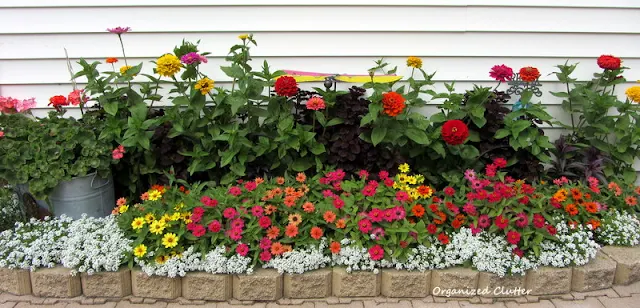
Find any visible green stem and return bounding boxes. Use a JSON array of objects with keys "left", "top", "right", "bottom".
[
  {"left": 565, "top": 81, "right": 576, "bottom": 133},
  {"left": 118, "top": 34, "right": 129, "bottom": 67},
  {"left": 148, "top": 75, "right": 161, "bottom": 115}
]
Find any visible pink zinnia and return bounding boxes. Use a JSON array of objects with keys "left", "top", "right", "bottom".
[
  {"left": 494, "top": 215, "right": 509, "bottom": 229},
  {"left": 333, "top": 197, "right": 344, "bottom": 209},
  {"left": 393, "top": 206, "right": 406, "bottom": 220},
  {"left": 383, "top": 209, "right": 395, "bottom": 222},
  {"left": 395, "top": 191, "right": 410, "bottom": 202},
  {"left": 259, "top": 250, "right": 272, "bottom": 262},
  {"left": 384, "top": 178, "right": 394, "bottom": 187},
  {"left": 444, "top": 187, "right": 456, "bottom": 197},
  {"left": 477, "top": 214, "right": 491, "bottom": 228},
  {"left": 515, "top": 212, "right": 529, "bottom": 228},
  {"left": 533, "top": 214, "right": 545, "bottom": 228},
  {"left": 358, "top": 170, "right": 369, "bottom": 179},
  {"left": 227, "top": 227, "right": 243, "bottom": 241},
  {"left": 244, "top": 181, "right": 257, "bottom": 192},
  {"left": 259, "top": 237, "right": 272, "bottom": 250},
  {"left": 464, "top": 169, "right": 477, "bottom": 181},
  {"left": 362, "top": 185, "right": 376, "bottom": 197},
  {"left": 15, "top": 98, "right": 36, "bottom": 113},
  {"left": 208, "top": 220, "right": 222, "bottom": 233},
  {"left": 378, "top": 170, "right": 389, "bottom": 180},
  {"left": 368, "top": 245, "right": 384, "bottom": 261},
  {"left": 192, "top": 224, "right": 206, "bottom": 237},
  {"left": 68, "top": 89, "right": 88, "bottom": 106},
  {"left": 462, "top": 203, "right": 477, "bottom": 216},
  {"left": 371, "top": 227, "right": 385, "bottom": 240},
  {"left": 107, "top": 26, "right": 131, "bottom": 34},
  {"left": 306, "top": 96, "right": 326, "bottom": 111},
  {"left": 358, "top": 219, "right": 373, "bottom": 233},
  {"left": 258, "top": 216, "right": 272, "bottom": 229},
  {"left": 322, "top": 189, "right": 335, "bottom": 198},
  {"left": 231, "top": 218, "right": 245, "bottom": 229},
  {"left": 236, "top": 243, "right": 249, "bottom": 256},
  {"left": 223, "top": 207, "right": 238, "bottom": 219},
  {"left": 228, "top": 186, "right": 242, "bottom": 196},
  {"left": 180, "top": 52, "right": 208, "bottom": 65},
  {"left": 368, "top": 208, "right": 384, "bottom": 223},
  {"left": 489, "top": 64, "right": 514, "bottom": 82},
  {"left": 251, "top": 205, "right": 264, "bottom": 217}
]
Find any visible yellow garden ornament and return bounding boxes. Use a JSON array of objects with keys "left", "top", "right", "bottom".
[{"left": 281, "top": 70, "right": 402, "bottom": 84}]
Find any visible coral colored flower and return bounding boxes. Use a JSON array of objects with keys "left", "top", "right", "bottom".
[
  {"left": 156, "top": 54, "right": 182, "bottom": 77},
  {"left": 106, "top": 57, "right": 118, "bottom": 64},
  {"left": 295, "top": 172, "right": 307, "bottom": 183},
  {"left": 236, "top": 243, "right": 249, "bottom": 256},
  {"left": 306, "top": 96, "right": 326, "bottom": 110},
  {"left": 585, "top": 202, "right": 598, "bottom": 214},
  {"left": 68, "top": 89, "right": 88, "bottom": 106},
  {"left": 368, "top": 245, "right": 384, "bottom": 261},
  {"left": 441, "top": 120, "right": 469, "bottom": 145},
  {"left": 271, "top": 242, "right": 285, "bottom": 255},
  {"left": 274, "top": 76, "right": 298, "bottom": 97},
  {"left": 565, "top": 203, "right": 579, "bottom": 216},
  {"left": 494, "top": 215, "right": 509, "bottom": 229},
  {"left": 310, "top": 227, "right": 323, "bottom": 240},
  {"left": 506, "top": 230, "right": 521, "bottom": 245},
  {"left": 411, "top": 204, "right": 425, "bottom": 218},
  {"left": 107, "top": 26, "right": 131, "bottom": 34},
  {"left": 406, "top": 56, "right": 423, "bottom": 69},
  {"left": 323, "top": 211, "right": 336, "bottom": 223},
  {"left": 597, "top": 55, "right": 622, "bottom": 70},
  {"left": 266, "top": 226, "right": 280, "bottom": 240},
  {"left": 381, "top": 92, "right": 406, "bottom": 117},
  {"left": 438, "top": 233, "right": 450, "bottom": 245},
  {"left": 489, "top": 64, "right": 514, "bottom": 82},
  {"left": 358, "top": 219, "right": 373, "bottom": 233},
  {"left": 228, "top": 186, "right": 242, "bottom": 196},
  {"left": 112, "top": 145, "right": 125, "bottom": 160},
  {"left": 302, "top": 202, "right": 315, "bottom": 213},
  {"left": 625, "top": 196, "right": 638, "bottom": 206},
  {"left": 335, "top": 219, "right": 346, "bottom": 229},
  {"left": 195, "top": 77, "right": 215, "bottom": 95},
  {"left": 285, "top": 224, "right": 299, "bottom": 238},
  {"left": 519, "top": 67, "right": 540, "bottom": 82},
  {"left": 330, "top": 241, "right": 341, "bottom": 254},
  {"left": 626, "top": 86, "right": 640, "bottom": 103}
]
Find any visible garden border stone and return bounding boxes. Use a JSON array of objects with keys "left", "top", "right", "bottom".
[
  {"left": 332, "top": 267, "right": 380, "bottom": 297},
  {"left": 602, "top": 246, "right": 640, "bottom": 285},
  {"left": 431, "top": 267, "right": 478, "bottom": 297},
  {"left": 233, "top": 268, "right": 283, "bottom": 301},
  {"left": 30, "top": 267, "right": 82, "bottom": 298},
  {"left": 81, "top": 268, "right": 132, "bottom": 298},
  {"left": 381, "top": 269, "right": 430, "bottom": 298},
  {"left": 0, "top": 268, "right": 32, "bottom": 295},
  {"left": 572, "top": 251, "right": 616, "bottom": 292},
  {"left": 181, "top": 272, "right": 232, "bottom": 301},
  {"left": 131, "top": 269, "right": 181, "bottom": 299},
  {"left": 477, "top": 272, "right": 527, "bottom": 298},
  {"left": 525, "top": 267, "right": 571, "bottom": 295},
  {"left": 283, "top": 268, "right": 332, "bottom": 299}
]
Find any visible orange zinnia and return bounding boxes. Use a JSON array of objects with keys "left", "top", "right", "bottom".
[
  {"left": 585, "top": 202, "right": 598, "bottom": 213},
  {"left": 381, "top": 91, "right": 406, "bottom": 117},
  {"left": 587, "top": 219, "right": 601, "bottom": 230},
  {"left": 288, "top": 213, "right": 302, "bottom": 226},
  {"left": 323, "top": 211, "right": 337, "bottom": 223},
  {"left": 285, "top": 224, "right": 299, "bottom": 238},
  {"left": 330, "top": 241, "right": 341, "bottom": 254},
  {"left": 271, "top": 242, "right": 285, "bottom": 255},
  {"left": 296, "top": 172, "right": 307, "bottom": 183},
  {"left": 265, "top": 205, "right": 277, "bottom": 215},
  {"left": 519, "top": 66, "right": 540, "bottom": 83},
  {"left": 625, "top": 196, "right": 638, "bottom": 206},
  {"left": 255, "top": 177, "right": 265, "bottom": 185},
  {"left": 411, "top": 204, "right": 425, "bottom": 218},
  {"left": 565, "top": 203, "right": 579, "bottom": 216},
  {"left": 282, "top": 245, "right": 293, "bottom": 253},
  {"left": 276, "top": 177, "right": 286, "bottom": 185},
  {"left": 266, "top": 226, "right": 280, "bottom": 239},
  {"left": 635, "top": 186, "right": 640, "bottom": 195},
  {"left": 106, "top": 57, "right": 118, "bottom": 64},
  {"left": 570, "top": 188, "right": 582, "bottom": 200},
  {"left": 310, "top": 227, "right": 323, "bottom": 240},
  {"left": 433, "top": 211, "right": 447, "bottom": 225},
  {"left": 283, "top": 195, "right": 297, "bottom": 207},
  {"left": 150, "top": 184, "right": 166, "bottom": 193},
  {"left": 273, "top": 187, "right": 283, "bottom": 195},
  {"left": 335, "top": 219, "right": 346, "bottom": 229},
  {"left": 553, "top": 189, "right": 568, "bottom": 202},
  {"left": 302, "top": 202, "right": 315, "bottom": 213},
  {"left": 284, "top": 187, "right": 296, "bottom": 196}
]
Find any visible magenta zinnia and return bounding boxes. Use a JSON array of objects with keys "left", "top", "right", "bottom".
[
  {"left": 107, "top": 26, "right": 131, "bottom": 34},
  {"left": 489, "top": 64, "right": 514, "bottom": 82}
]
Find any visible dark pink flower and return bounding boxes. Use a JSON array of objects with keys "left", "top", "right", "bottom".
[
  {"left": 259, "top": 237, "right": 272, "bottom": 250},
  {"left": 477, "top": 214, "right": 491, "bottom": 228},
  {"left": 489, "top": 64, "right": 514, "bottom": 82},
  {"left": 208, "top": 220, "right": 222, "bottom": 233},
  {"left": 368, "top": 208, "right": 384, "bottom": 223},
  {"left": 515, "top": 213, "right": 529, "bottom": 228},
  {"left": 223, "top": 208, "right": 238, "bottom": 219},
  {"left": 180, "top": 52, "right": 208, "bottom": 65},
  {"left": 191, "top": 224, "right": 206, "bottom": 237},
  {"left": 259, "top": 250, "right": 272, "bottom": 262},
  {"left": 495, "top": 215, "right": 509, "bottom": 229},
  {"left": 228, "top": 186, "right": 242, "bottom": 196},
  {"left": 444, "top": 187, "right": 456, "bottom": 197},
  {"left": 395, "top": 191, "right": 410, "bottom": 202},
  {"left": 506, "top": 230, "right": 521, "bottom": 245},
  {"left": 513, "top": 247, "right": 524, "bottom": 258},
  {"left": 368, "top": 245, "right": 384, "bottom": 261},
  {"left": 533, "top": 214, "right": 546, "bottom": 228},
  {"left": 358, "top": 219, "right": 373, "bottom": 233},
  {"left": 333, "top": 197, "right": 344, "bottom": 209},
  {"left": 107, "top": 26, "right": 131, "bottom": 34},
  {"left": 236, "top": 243, "right": 249, "bottom": 256},
  {"left": 258, "top": 216, "right": 272, "bottom": 229},
  {"left": 244, "top": 181, "right": 257, "bottom": 192},
  {"left": 378, "top": 170, "right": 389, "bottom": 180},
  {"left": 226, "top": 227, "right": 243, "bottom": 241},
  {"left": 251, "top": 205, "right": 264, "bottom": 217}
]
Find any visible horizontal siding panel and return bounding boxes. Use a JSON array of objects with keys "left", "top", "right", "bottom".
[
  {"left": 1, "top": 7, "right": 638, "bottom": 34},
  {"left": 1, "top": 0, "right": 639, "bottom": 8},
  {"left": 3, "top": 57, "right": 639, "bottom": 85},
  {"left": 2, "top": 32, "right": 640, "bottom": 60}
]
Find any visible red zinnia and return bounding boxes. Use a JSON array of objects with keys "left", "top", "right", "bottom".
[
  {"left": 494, "top": 215, "right": 509, "bottom": 229},
  {"left": 519, "top": 67, "right": 540, "bottom": 83},
  {"left": 438, "top": 233, "right": 450, "bottom": 245},
  {"left": 274, "top": 76, "right": 298, "bottom": 97},
  {"left": 441, "top": 120, "right": 469, "bottom": 145},
  {"left": 48, "top": 95, "right": 69, "bottom": 109},
  {"left": 489, "top": 64, "right": 514, "bottom": 82},
  {"left": 506, "top": 230, "right": 521, "bottom": 245},
  {"left": 597, "top": 55, "right": 622, "bottom": 70},
  {"left": 381, "top": 92, "right": 406, "bottom": 117},
  {"left": 106, "top": 57, "right": 118, "bottom": 64}
]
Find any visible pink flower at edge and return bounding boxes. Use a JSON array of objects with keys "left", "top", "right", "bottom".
[
  {"left": 251, "top": 205, "right": 264, "bottom": 217},
  {"left": 259, "top": 237, "right": 272, "bottom": 250},
  {"left": 208, "top": 220, "right": 222, "bottom": 233},
  {"left": 368, "top": 245, "right": 384, "bottom": 261},
  {"left": 68, "top": 89, "right": 88, "bottom": 106},
  {"left": 0, "top": 131, "right": 5, "bottom": 138},
  {"left": 223, "top": 207, "right": 238, "bottom": 219},
  {"left": 489, "top": 64, "right": 514, "bottom": 82},
  {"left": 180, "top": 52, "right": 208, "bottom": 65},
  {"left": 112, "top": 145, "right": 125, "bottom": 160},
  {"left": 191, "top": 224, "right": 206, "bottom": 237},
  {"left": 358, "top": 219, "right": 373, "bottom": 233},
  {"left": 15, "top": 98, "right": 37, "bottom": 113},
  {"left": 306, "top": 96, "right": 326, "bottom": 111},
  {"left": 236, "top": 243, "right": 249, "bottom": 256},
  {"left": 228, "top": 186, "right": 242, "bottom": 196},
  {"left": 107, "top": 26, "right": 131, "bottom": 34}
]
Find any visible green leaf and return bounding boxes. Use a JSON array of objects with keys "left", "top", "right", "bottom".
[
  {"left": 404, "top": 128, "right": 430, "bottom": 145},
  {"left": 226, "top": 95, "right": 247, "bottom": 116},
  {"left": 291, "top": 157, "right": 314, "bottom": 171},
  {"left": 494, "top": 128, "right": 510, "bottom": 139},
  {"left": 315, "top": 111, "right": 326, "bottom": 127},
  {"left": 309, "top": 142, "right": 326, "bottom": 155},
  {"left": 129, "top": 102, "right": 148, "bottom": 122},
  {"left": 103, "top": 101, "right": 118, "bottom": 116},
  {"left": 371, "top": 126, "right": 387, "bottom": 146},
  {"left": 220, "top": 65, "right": 245, "bottom": 79},
  {"left": 511, "top": 120, "right": 531, "bottom": 137},
  {"left": 460, "top": 145, "right": 479, "bottom": 160},
  {"left": 326, "top": 118, "right": 344, "bottom": 127},
  {"left": 431, "top": 142, "right": 446, "bottom": 158}
]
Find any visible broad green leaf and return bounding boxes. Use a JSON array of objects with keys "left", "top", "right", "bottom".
[
  {"left": 371, "top": 126, "right": 387, "bottom": 146},
  {"left": 404, "top": 128, "right": 430, "bottom": 145}
]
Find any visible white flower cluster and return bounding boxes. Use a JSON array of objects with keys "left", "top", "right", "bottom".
[
  {"left": 265, "top": 239, "right": 331, "bottom": 274},
  {"left": 596, "top": 210, "right": 640, "bottom": 246},
  {"left": 0, "top": 216, "right": 72, "bottom": 270},
  {"left": 136, "top": 246, "right": 252, "bottom": 277},
  {"left": 0, "top": 187, "right": 25, "bottom": 232},
  {"left": 331, "top": 238, "right": 379, "bottom": 273},
  {"left": 538, "top": 220, "right": 599, "bottom": 267},
  {"left": 470, "top": 232, "right": 537, "bottom": 277},
  {"left": 60, "top": 215, "right": 132, "bottom": 275}
]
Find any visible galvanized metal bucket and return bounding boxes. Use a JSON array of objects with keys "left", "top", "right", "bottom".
[{"left": 47, "top": 172, "right": 115, "bottom": 219}]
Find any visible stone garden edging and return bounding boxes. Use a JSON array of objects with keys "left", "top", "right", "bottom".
[{"left": 0, "top": 245, "right": 637, "bottom": 301}]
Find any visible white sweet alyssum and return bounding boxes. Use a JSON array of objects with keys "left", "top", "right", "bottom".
[
  {"left": 538, "top": 220, "right": 599, "bottom": 268},
  {"left": 136, "top": 246, "right": 252, "bottom": 277},
  {"left": 596, "top": 210, "right": 640, "bottom": 246},
  {"left": 0, "top": 187, "right": 25, "bottom": 231},
  {"left": 265, "top": 238, "right": 331, "bottom": 274}
]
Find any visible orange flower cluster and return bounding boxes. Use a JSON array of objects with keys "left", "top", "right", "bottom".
[{"left": 381, "top": 92, "right": 406, "bottom": 117}]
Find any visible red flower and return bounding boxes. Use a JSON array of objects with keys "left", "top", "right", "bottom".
[
  {"left": 427, "top": 224, "right": 437, "bottom": 234},
  {"left": 533, "top": 214, "right": 545, "bottom": 228},
  {"left": 519, "top": 67, "right": 540, "bottom": 83},
  {"left": 493, "top": 157, "right": 507, "bottom": 168},
  {"left": 48, "top": 95, "right": 69, "bottom": 110},
  {"left": 546, "top": 225, "right": 557, "bottom": 236},
  {"left": 437, "top": 233, "right": 450, "bottom": 245},
  {"left": 274, "top": 76, "right": 298, "bottom": 97},
  {"left": 443, "top": 187, "right": 456, "bottom": 197},
  {"left": 310, "top": 227, "right": 323, "bottom": 240},
  {"left": 494, "top": 215, "right": 509, "bottom": 229},
  {"left": 368, "top": 245, "right": 384, "bottom": 261},
  {"left": 506, "top": 230, "right": 521, "bottom": 245},
  {"left": 489, "top": 64, "right": 514, "bottom": 82},
  {"left": 381, "top": 92, "right": 406, "bottom": 117},
  {"left": 236, "top": 243, "right": 249, "bottom": 256},
  {"left": 441, "top": 120, "right": 469, "bottom": 145},
  {"left": 597, "top": 55, "right": 622, "bottom": 70}
]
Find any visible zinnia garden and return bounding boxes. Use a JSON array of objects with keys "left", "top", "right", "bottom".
[{"left": 1, "top": 30, "right": 640, "bottom": 298}]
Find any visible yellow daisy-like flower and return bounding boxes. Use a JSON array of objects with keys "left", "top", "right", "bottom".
[
  {"left": 398, "top": 174, "right": 408, "bottom": 184},
  {"left": 181, "top": 212, "right": 192, "bottom": 220},
  {"left": 406, "top": 56, "right": 423, "bottom": 69},
  {"left": 183, "top": 218, "right": 193, "bottom": 224},
  {"left": 162, "top": 233, "right": 179, "bottom": 249},
  {"left": 625, "top": 86, "right": 640, "bottom": 103},
  {"left": 148, "top": 189, "right": 162, "bottom": 201},
  {"left": 392, "top": 182, "right": 400, "bottom": 189},
  {"left": 120, "top": 65, "right": 133, "bottom": 75},
  {"left": 144, "top": 213, "right": 155, "bottom": 224},
  {"left": 406, "top": 176, "right": 417, "bottom": 185},
  {"left": 398, "top": 163, "right": 410, "bottom": 173},
  {"left": 288, "top": 213, "right": 302, "bottom": 226},
  {"left": 410, "top": 191, "right": 420, "bottom": 200},
  {"left": 149, "top": 220, "right": 166, "bottom": 235},
  {"left": 194, "top": 77, "right": 215, "bottom": 95},
  {"left": 156, "top": 54, "right": 182, "bottom": 77},
  {"left": 133, "top": 244, "right": 147, "bottom": 258},
  {"left": 155, "top": 255, "right": 169, "bottom": 264},
  {"left": 415, "top": 174, "right": 425, "bottom": 184},
  {"left": 118, "top": 205, "right": 129, "bottom": 214},
  {"left": 170, "top": 212, "right": 181, "bottom": 221},
  {"left": 238, "top": 34, "right": 249, "bottom": 40},
  {"left": 131, "top": 217, "right": 146, "bottom": 230},
  {"left": 174, "top": 202, "right": 185, "bottom": 211}
]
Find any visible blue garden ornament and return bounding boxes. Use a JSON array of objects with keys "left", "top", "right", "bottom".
[{"left": 511, "top": 99, "right": 526, "bottom": 112}]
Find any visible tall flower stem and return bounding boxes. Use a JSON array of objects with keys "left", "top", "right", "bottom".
[{"left": 118, "top": 34, "right": 129, "bottom": 67}]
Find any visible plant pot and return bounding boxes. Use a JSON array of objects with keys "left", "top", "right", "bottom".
[
  {"left": 16, "top": 172, "right": 115, "bottom": 220},
  {"left": 48, "top": 172, "right": 115, "bottom": 219}
]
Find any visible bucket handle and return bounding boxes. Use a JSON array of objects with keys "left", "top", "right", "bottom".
[{"left": 90, "top": 173, "right": 111, "bottom": 189}]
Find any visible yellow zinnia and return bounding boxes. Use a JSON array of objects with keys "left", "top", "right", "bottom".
[
  {"left": 398, "top": 163, "right": 410, "bottom": 173},
  {"left": 238, "top": 34, "right": 249, "bottom": 40},
  {"left": 407, "top": 176, "right": 417, "bottom": 185},
  {"left": 149, "top": 220, "right": 165, "bottom": 235},
  {"left": 406, "top": 56, "right": 423, "bottom": 69},
  {"left": 118, "top": 205, "right": 129, "bottom": 214},
  {"left": 131, "top": 217, "right": 146, "bottom": 230},
  {"left": 120, "top": 65, "right": 133, "bottom": 75},
  {"left": 144, "top": 213, "right": 155, "bottom": 224},
  {"left": 174, "top": 202, "right": 185, "bottom": 211},
  {"left": 133, "top": 244, "right": 147, "bottom": 258},
  {"left": 194, "top": 77, "right": 215, "bottom": 95},
  {"left": 625, "top": 86, "right": 640, "bottom": 103},
  {"left": 155, "top": 255, "right": 169, "bottom": 264},
  {"left": 162, "top": 233, "right": 179, "bottom": 249},
  {"left": 156, "top": 54, "right": 182, "bottom": 77},
  {"left": 398, "top": 174, "right": 408, "bottom": 184},
  {"left": 170, "top": 212, "right": 181, "bottom": 221},
  {"left": 148, "top": 189, "right": 162, "bottom": 201}
]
